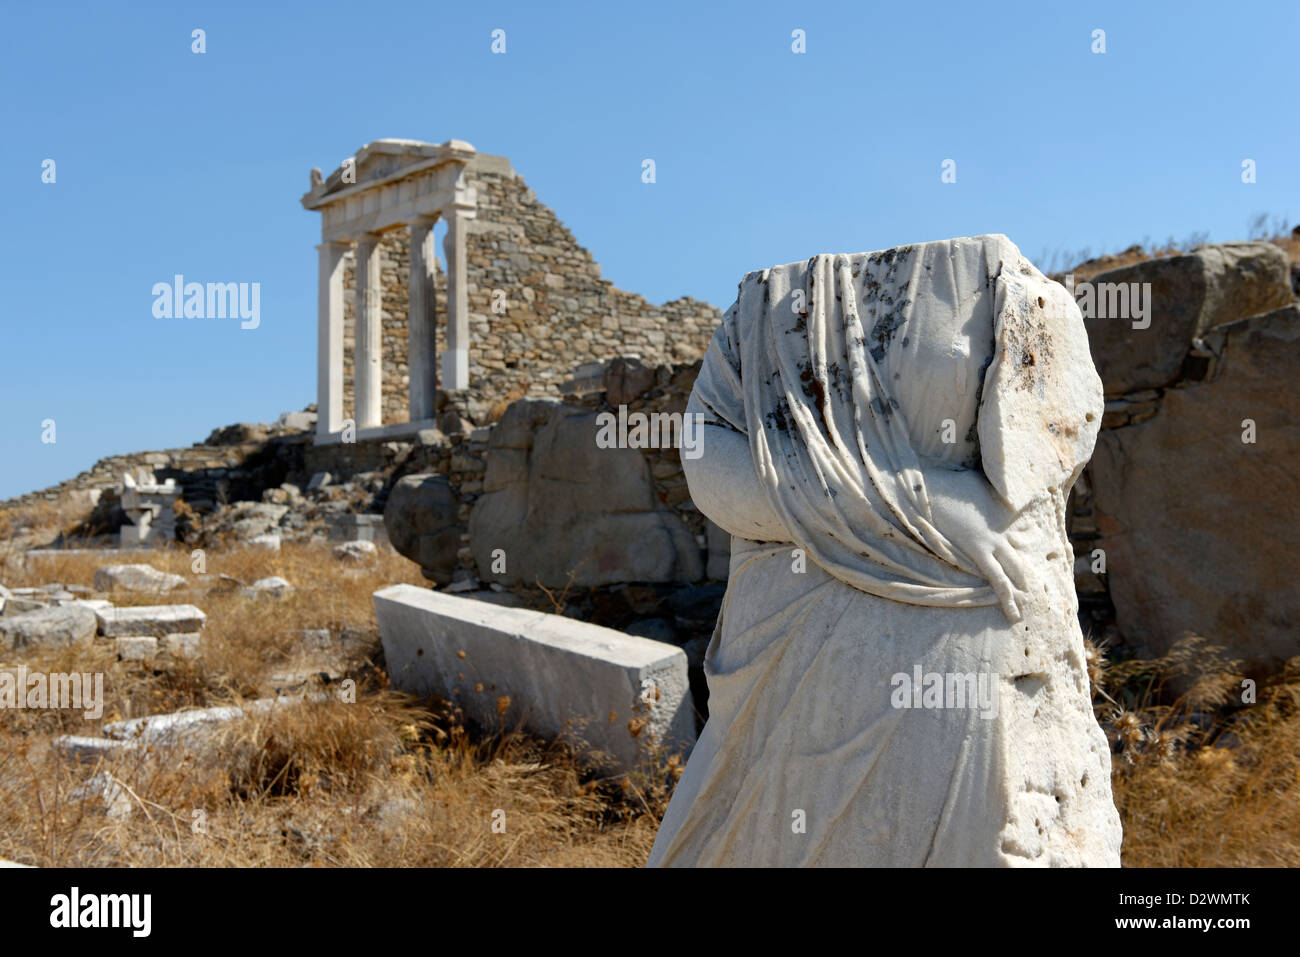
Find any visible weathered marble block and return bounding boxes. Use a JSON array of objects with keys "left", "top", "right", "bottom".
[
  {"left": 95, "top": 604, "right": 206, "bottom": 637},
  {"left": 373, "top": 584, "right": 695, "bottom": 770}
]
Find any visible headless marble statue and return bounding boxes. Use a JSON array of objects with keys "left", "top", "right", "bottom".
[{"left": 647, "top": 235, "right": 1122, "bottom": 867}]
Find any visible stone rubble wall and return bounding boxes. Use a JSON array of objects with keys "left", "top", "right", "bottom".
[{"left": 0, "top": 438, "right": 307, "bottom": 517}]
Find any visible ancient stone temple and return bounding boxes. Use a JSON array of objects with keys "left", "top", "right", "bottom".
[{"left": 302, "top": 138, "right": 721, "bottom": 442}]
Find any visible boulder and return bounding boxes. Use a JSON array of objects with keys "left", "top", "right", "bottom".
[
  {"left": 603, "top": 356, "right": 657, "bottom": 406},
  {"left": 0, "top": 605, "right": 97, "bottom": 652},
  {"left": 383, "top": 474, "right": 461, "bottom": 585},
  {"left": 469, "top": 399, "right": 703, "bottom": 587},
  {"left": 1082, "top": 242, "right": 1291, "bottom": 395},
  {"left": 93, "top": 563, "right": 186, "bottom": 593},
  {"left": 1090, "top": 305, "right": 1300, "bottom": 669}
]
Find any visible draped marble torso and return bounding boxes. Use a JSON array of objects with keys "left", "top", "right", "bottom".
[{"left": 647, "top": 235, "right": 1121, "bottom": 867}]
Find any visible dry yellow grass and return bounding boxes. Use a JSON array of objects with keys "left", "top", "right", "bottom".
[
  {"left": 3, "top": 517, "right": 1297, "bottom": 867},
  {"left": 0, "top": 541, "right": 671, "bottom": 867},
  {"left": 1091, "top": 638, "right": 1300, "bottom": 866}
]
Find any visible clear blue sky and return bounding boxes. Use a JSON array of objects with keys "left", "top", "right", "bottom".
[{"left": 2, "top": 0, "right": 1296, "bottom": 500}]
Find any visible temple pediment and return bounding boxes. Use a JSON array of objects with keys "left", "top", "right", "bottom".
[{"left": 301, "top": 138, "right": 477, "bottom": 210}]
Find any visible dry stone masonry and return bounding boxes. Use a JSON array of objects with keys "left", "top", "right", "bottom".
[{"left": 303, "top": 139, "right": 720, "bottom": 440}]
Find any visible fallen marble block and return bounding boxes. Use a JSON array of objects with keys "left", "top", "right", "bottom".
[
  {"left": 56, "top": 598, "right": 113, "bottom": 612},
  {"left": 52, "top": 697, "right": 337, "bottom": 766},
  {"left": 0, "top": 605, "right": 98, "bottom": 652},
  {"left": 93, "top": 563, "right": 187, "bottom": 593},
  {"left": 92, "top": 694, "right": 333, "bottom": 753},
  {"left": 2, "top": 598, "right": 50, "bottom": 616},
  {"left": 102, "top": 704, "right": 247, "bottom": 745},
  {"left": 159, "top": 632, "right": 201, "bottom": 659},
  {"left": 373, "top": 584, "right": 695, "bottom": 770},
  {"left": 95, "top": 604, "right": 206, "bottom": 637},
  {"left": 115, "top": 636, "right": 158, "bottom": 661},
  {"left": 52, "top": 735, "right": 136, "bottom": 763},
  {"left": 68, "top": 771, "right": 132, "bottom": 819}
]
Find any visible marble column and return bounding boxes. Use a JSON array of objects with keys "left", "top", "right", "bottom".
[
  {"left": 407, "top": 217, "right": 439, "bottom": 421},
  {"left": 354, "top": 233, "right": 384, "bottom": 430},
  {"left": 440, "top": 203, "right": 475, "bottom": 390},
  {"left": 316, "top": 241, "right": 347, "bottom": 438}
]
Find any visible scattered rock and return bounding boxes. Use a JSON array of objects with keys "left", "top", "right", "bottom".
[
  {"left": 93, "top": 563, "right": 186, "bottom": 593},
  {"left": 160, "top": 632, "right": 201, "bottom": 659},
  {"left": 3, "top": 598, "right": 49, "bottom": 616},
  {"left": 222, "top": 503, "right": 289, "bottom": 542},
  {"left": 444, "top": 572, "right": 479, "bottom": 593},
  {"left": 204, "top": 422, "right": 270, "bottom": 445},
  {"left": 115, "top": 636, "right": 158, "bottom": 661},
  {"left": 603, "top": 356, "right": 657, "bottom": 405},
  {"left": 241, "top": 577, "right": 293, "bottom": 598},
  {"left": 0, "top": 605, "right": 98, "bottom": 652},
  {"left": 103, "top": 704, "right": 248, "bottom": 747},
  {"left": 298, "top": 628, "right": 333, "bottom": 652},
  {"left": 333, "top": 540, "right": 377, "bottom": 563},
  {"left": 370, "top": 797, "right": 420, "bottom": 838},
  {"left": 68, "top": 772, "right": 132, "bottom": 819},
  {"left": 247, "top": 533, "right": 281, "bottom": 551},
  {"left": 262, "top": 668, "right": 342, "bottom": 696},
  {"left": 276, "top": 410, "right": 317, "bottom": 432}
]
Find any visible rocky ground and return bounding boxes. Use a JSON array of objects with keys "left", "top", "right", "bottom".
[
  {"left": 0, "top": 543, "right": 676, "bottom": 867},
  {"left": 2, "top": 537, "right": 1297, "bottom": 866}
]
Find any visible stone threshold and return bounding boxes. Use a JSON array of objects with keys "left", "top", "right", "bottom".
[{"left": 313, "top": 418, "right": 438, "bottom": 446}]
